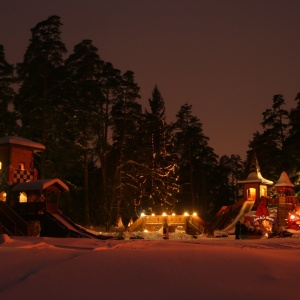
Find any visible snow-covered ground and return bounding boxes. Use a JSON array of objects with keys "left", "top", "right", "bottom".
[{"left": 1, "top": 231, "right": 300, "bottom": 300}]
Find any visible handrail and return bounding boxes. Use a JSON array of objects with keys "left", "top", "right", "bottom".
[
  {"left": 0, "top": 202, "right": 27, "bottom": 235},
  {"left": 128, "top": 216, "right": 144, "bottom": 232},
  {"left": 0, "top": 210, "right": 17, "bottom": 235}
]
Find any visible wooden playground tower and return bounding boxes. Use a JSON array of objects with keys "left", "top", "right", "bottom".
[{"left": 0, "top": 136, "right": 70, "bottom": 237}]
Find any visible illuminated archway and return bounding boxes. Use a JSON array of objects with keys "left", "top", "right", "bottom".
[
  {"left": 247, "top": 188, "right": 256, "bottom": 201},
  {"left": 19, "top": 192, "right": 27, "bottom": 203},
  {"left": 0, "top": 191, "right": 7, "bottom": 202},
  {"left": 260, "top": 186, "right": 267, "bottom": 197}
]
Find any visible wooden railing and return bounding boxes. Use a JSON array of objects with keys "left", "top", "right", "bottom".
[
  {"left": 128, "top": 216, "right": 144, "bottom": 232},
  {"left": 268, "top": 196, "right": 299, "bottom": 205},
  {"left": 0, "top": 202, "right": 27, "bottom": 235}
]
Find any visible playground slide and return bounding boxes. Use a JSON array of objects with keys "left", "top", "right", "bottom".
[
  {"left": 220, "top": 201, "right": 254, "bottom": 233},
  {"left": 46, "top": 211, "right": 112, "bottom": 239}
]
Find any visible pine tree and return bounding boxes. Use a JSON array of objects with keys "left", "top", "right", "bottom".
[
  {"left": 96, "top": 62, "right": 122, "bottom": 227},
  {"left": 0, "top": 45, "right": 17, "bottom": 135},
  {"left": 110, "top": 70, "right": 142, "bottom": 226},
  {"left": 248, "top": 94, "right": 290, "bottom": 181},
  {"left": 64, "top": 39, "right": 104, "bottom": 224},
  {"left": 261, "top": 94, "right": 289, "bottom": 149},
  {"left": 173, "top": 103, "right": 218, "bottom": 217},
  {"left": 142, "top": 85, "right": 178, "bottom": 214},
  {"left": 15, "top": 15, "right": 67, "bottom": 178},
  {"left": 218, "top": 155, "right": 244, "bottom": 204},
  {"left": 284, "top": 93, "right": 300, "bottom": 188}
]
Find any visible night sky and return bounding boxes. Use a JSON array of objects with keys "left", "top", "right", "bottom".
[{"left": 1, "top": 0, "right": 300, "bottom": 159}]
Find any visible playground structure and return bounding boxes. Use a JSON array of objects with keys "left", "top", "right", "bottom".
[
  {"left": 128, "top": 213, "right": 207, "bottom": 235},
  {"left": 128, "top": 154, "right": 300, "bottom": 236},
  {"left": 0, "top": 136, "right": 299, "bottom": 238},
  {"left": 205, "top": 158, "right": 299, "bottom": 236},
  {"left": 0, "top": 136, "right": 102, "bottom": 238}
]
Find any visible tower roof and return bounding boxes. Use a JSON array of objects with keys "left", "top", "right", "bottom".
[
  {"left": 237, "top": 171, "right": 273, "bottom": 185},
  {"left": 274, "top": 171, "right": 294, "bottom": 188},
  {"left": 0, "top": 136, "right": 45, "bottom": 151},
  {"left": 237, "top": 150, "right": 273, "bottom": 185}
]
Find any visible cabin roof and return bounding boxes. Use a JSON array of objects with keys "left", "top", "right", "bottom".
[
  {"left": 12, "top": 179, "right": 69, "bottom": 192},
  {"left": 0, "top": 136, "right": 45, "bottom": 151}
]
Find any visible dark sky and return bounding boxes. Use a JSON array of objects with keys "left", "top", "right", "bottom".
[{"left": 1, "top": 0, "right": 300, "bottom": 159}]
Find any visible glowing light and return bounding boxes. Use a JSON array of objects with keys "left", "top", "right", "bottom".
[
  {"left": 0, "top": 191, "right": 7, "bottom": 202},
  {"left": 172, "top": 213, "right": 176, "bottom": 216},
  {"left": 141, "top": 213, "right": 146, "bottom": 217},
  {"left": 19, "top": 192, "right": 27, "bottom": 203},
  {"left": 162, "top": 212, "right": 167, "bottom": 216},
  {"left": 184, "top": 212, "right": 189, "bottom": 216},
  {"left": 193, "top": 212, "right": 197, "bottom": 216},
  {"left": 143, "top": 229, "right": 148, "bottom": 232},
  {"left": 290, "top": 215, "right": 295, "bottom": 220},
  {"left": 151, "top": 213, "right": 155, "bottom": 216}
]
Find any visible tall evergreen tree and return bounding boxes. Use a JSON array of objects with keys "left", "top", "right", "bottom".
[
  {"left": 248, "top": 94, "right": 290, "bottom": 181},
  {"left": 96, "top": 62, "right": 122, "bottom": 226},
  {"left": 284, "top": 93, "right": 300, "bottom": 189},
  {"left": 142, "top": 85, "right": 178, "bottom": 214},
  {"left": 15, "top": 15, "right": 67, "bottom": 178},
  {"left": 0, "top": 45, "right": 17, "bottom": 135},
  {"left": 261, "top": 94, "right": 289, "bottom": 149},
  {"left": 218, "top": 155, "right": 244, "bottom": 204},
  {"left": 110, "top": 70, "right": 142, "bottom": 226},
  {"left": 64, "top": 39, "right": 104, "bottom": 224},
  {"left": 173, "top": 103, "right": 218, "bottom": 218}
]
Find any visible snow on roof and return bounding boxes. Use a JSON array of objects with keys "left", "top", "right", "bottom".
[
  {"left": 237, "top": 171, "right": 273, "bottom": 185},
  {"left": 0, "top": 136, "right": 45, "bottom": 151},
  {"left": 275, "top": 171, "right": 294, "bottom": 188},
  {"left": 12, "top": 179, "right": 69, "bottom": 192}
]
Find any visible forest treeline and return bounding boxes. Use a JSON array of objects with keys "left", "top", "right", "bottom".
[{"left": 0, "top": 16, "right": 299, "bottom": 228}]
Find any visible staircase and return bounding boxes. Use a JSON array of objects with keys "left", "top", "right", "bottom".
[{"left": 0, "top": 201, "right": 28, "bottom": 236}]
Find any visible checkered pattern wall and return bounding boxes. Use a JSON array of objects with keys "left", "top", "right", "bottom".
[{"left": 12, "top": 169, "right": 35, "bottom": 183}]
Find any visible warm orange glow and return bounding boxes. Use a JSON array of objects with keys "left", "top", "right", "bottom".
[
  {"left": 19, "top": 192, "right": 27, "bottom": 203},
  {"left": 0, "top": 191, "right": 6, "bottom": 202}
]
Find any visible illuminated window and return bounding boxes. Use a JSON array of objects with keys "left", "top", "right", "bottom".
[
  {"left": 19, "top": 192, "right": 27, "bottom": 203},
  {"left": 247, "top": 188, "right": 256, "bottom": 200},
  {"left": 260, "top": 187, "right": 267, "bottom": 197},
  {"left": 0, "top": 191, "right": 7, "bottom": 202},
  {"left": 19, "top": 163, "right": 25, "bottom": 170},
  {"left": 0, "top": 161, "right": 2, "bottom": 170}
]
